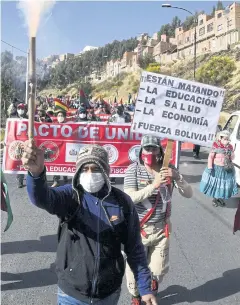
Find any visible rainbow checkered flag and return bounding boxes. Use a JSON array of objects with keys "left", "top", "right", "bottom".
[
  {"left": 1, "top": 169, "right": 13, "bottom": 232},
  {"left": 54, "top": 98, "right": 69, "bottom": 114}
]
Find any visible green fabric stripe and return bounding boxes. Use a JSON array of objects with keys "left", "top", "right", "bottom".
[{"left": 1, "top": 169, "right": 13, "bottom": 231}]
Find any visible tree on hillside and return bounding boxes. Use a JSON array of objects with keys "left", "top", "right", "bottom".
[
  {"left": 138, "top": 54, "right": 156, "bottom": 70},
  {"left": 196, "top": 56, "right": 236, "bottom": 86},
  {"left": 146, "top": 63, "right": 160, "bottom": 73},
  {"left": 158, "top": 23, "right": 173, "bottom": 40},
  {"left": 182, "top": 15, "right": 196, "bottom": 30},
  {"left": 182, "top": 10, "right": 205, "bottom": 31},
  {"left": 216, "top": 0, "right": 224, "bottom": 10},
  {"left": 157, "top": 11, "right": 207, "bottom": 40},
  {"left": 158, "top": 16, "right": 181, "bottom": 40},
  {"left": 1, "top": 51, "right": 27, "bottom": 113},
  {"left": 46, "top": 37, "right": 138, "bottom": 89},
  {"left": 171, "top": 16, "right": 181, "bottom": 31},
  {"left": 211, "top": 5, "right": 216, "bottom": 16}
]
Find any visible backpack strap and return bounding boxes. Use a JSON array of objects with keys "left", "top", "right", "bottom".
[{"left": 57, "top": 189, "right": 82, "bottom": 243}]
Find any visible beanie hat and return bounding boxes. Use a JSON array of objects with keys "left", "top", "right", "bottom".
[
  {"left": 139, "top": 134, "right": 164, "bottom": 165},
  {"left": 72, "top": 144, "right": 111, "bottom": 194},
  {"left": 17, "top": 103, "right": 25, "bottom": 110},
  {"left": 141, "top": 135, "right": 161, "bottom": 148}
]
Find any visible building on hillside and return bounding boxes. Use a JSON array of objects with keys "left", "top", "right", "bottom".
[
  {"left": 160, "top": 49, "right": 178, "bottom": 64},
  {"left": 153, "top": 34, "right": 177, "bottom": 62},
  {"left": 42, "top": 55, "right": 58, "bottom": 63},
  {"left": 152, "top": 32, "right": 159, "bottom": 41},
  {"left": 120, "top": 51, "right": 138, "bottom": 73},
  {"left": 175, "top": 2, "right": 240, "bottom": 58},
  {"left": 113, "top": 60, "right": 121, "bottom": 76},
  {"left": 142, "top": 46, "right": 154, "bottom": 56},
  {"left": 121, "top": 52, "right": 136, "bottom": 68},
  {"left": 106, "top": 60, "right": 115, "bottom": 78},
  {"left": 92, "top": 2, "right": 240, "bottom": 81},
  {"left": 137, "top": 33, "right": 149, "bottom": 42},
  {"left": 59, "top": 53, "right": 74, "bottom": 61},
  {"left": 147, "top": 37, "right": 159, "bottom": 47},
  {"left": 169, "top": 37, "right": 177, "bottom": 45}
]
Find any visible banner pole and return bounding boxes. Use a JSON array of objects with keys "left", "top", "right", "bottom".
[{"left": 163, "top": 139, "right": 174, "bottom": 168}]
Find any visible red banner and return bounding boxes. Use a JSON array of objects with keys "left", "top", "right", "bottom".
[{"left": 3, "top": 119, "right": 179, "bottom": 177}]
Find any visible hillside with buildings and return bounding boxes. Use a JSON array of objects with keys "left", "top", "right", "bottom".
[
  {"left": 39, "top": 46, "right": 240, "bottom": 113},
  {"left": 38, "top": 1, "right": 240, "bottom": 111},
  {"left": 92, "top": 48, "right": 240, "bottom": 110},
  {"left": 95, "top": 2, "right": 240, "bottom": 79}
]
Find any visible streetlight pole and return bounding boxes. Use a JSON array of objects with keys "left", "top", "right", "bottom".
[
  {"left": 162, "top": 4, "right": 197, "bottom": 80},
  {"left": 193, "top": 22, "right": 197, "bottom": 80}
]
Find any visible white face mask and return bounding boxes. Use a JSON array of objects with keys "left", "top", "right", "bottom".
[
  {"left": 17, "top": 109, "right": 24, "bottom": 116},
  {"left": 79, "top": 172, "right": 105, "bottom": 193},
  {"left": 57, "top": 116, "right": 65, "bottom": 123},
  {"left": 79, "top": 113, "right": 86, "bottom": 119}
]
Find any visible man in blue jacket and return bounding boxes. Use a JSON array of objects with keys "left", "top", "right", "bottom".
[{"left": 22, "top": 141, "right": 157, "bottom": 305}]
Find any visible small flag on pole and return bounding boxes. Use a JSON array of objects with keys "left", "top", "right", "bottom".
[{"left": 1, "top": 169, "right": 13, "bottom": 232}]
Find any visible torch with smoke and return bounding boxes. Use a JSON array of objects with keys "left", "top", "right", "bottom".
[{"left": 18, "top": 0, "right": 55, "bottom": 139}]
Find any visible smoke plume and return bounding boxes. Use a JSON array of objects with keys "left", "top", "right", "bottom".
[{"left": 18, "top": 0, "right": 56, "bottom": 37}]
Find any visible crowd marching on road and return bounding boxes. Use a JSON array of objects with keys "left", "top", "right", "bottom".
[{"left": 2, "top": 89, "right": 240, "bottom": 305}]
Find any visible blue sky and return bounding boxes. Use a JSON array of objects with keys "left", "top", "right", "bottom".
[{"left": 1, "top": 1, "right": 231, "bottom": 59}]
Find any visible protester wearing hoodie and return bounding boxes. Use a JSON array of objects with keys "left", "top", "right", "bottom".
[
  {"left": 109, "top": 106, "right": 126, "bottom": 124},
  {"left": 124, "top": 135, "right": 192, "bottom": 305},
  {"left": 22, "top": 143, "right": 157, "bottom": 305},
  {"left": 35, "top": 105, "right": 52, "bottom": 123},
  {"left": 76, "top": 106, "right": 88, "bottom": 122},
  {"left": 87, "top": 109, "right": 101, "bottom": 121}
]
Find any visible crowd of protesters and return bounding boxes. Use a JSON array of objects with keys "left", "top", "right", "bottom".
[
  {"left": 7, "top": 91, "right": 136, "bottom": 125},
  {"left": 4, "top": 89, "right": 239, "bottom": 305},
  {"left": 7, "top": 91, "right": 135, "bottom": 188}
]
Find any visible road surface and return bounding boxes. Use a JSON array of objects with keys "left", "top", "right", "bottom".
[{"left": 1, "top": 148, "right": 240, "bottom": 305}]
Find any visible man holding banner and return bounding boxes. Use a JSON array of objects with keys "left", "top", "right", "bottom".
[
  {"left": 22, "top": 141, "right": 157, "bottom": 305},
  {"left": 124, "top": 135, "right": 192, "bottom": 304}
]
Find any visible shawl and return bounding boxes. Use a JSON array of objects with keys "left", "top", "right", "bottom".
[{"left": 211, "top": 140, "right": 233, "bottom": 156}]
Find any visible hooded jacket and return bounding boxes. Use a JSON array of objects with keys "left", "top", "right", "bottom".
[{"left": 26, "top": 147, "right": 152, "bottom": 303}]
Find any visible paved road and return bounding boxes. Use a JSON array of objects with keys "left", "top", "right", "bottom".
[{"left": 1, "top": 149, "right": 240, "bottom": 305}]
